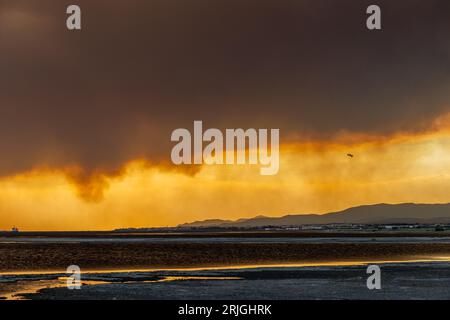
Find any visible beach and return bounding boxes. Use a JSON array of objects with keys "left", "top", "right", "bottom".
[
  {"left": 2, "top": 233, "right": 450, "bottom": 300},
  {"left": 2, "top": 234, "right": 450, "bottom": 272},
  {"left": 2, "top": 262, "right": 450, "bottom": 300}
]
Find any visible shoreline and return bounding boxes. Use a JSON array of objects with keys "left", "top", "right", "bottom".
[
  {"left": 3, "top": 241, "right": 450, "bottom": 272},
  {"left": 3, "top": 235, "right": 450, "bottom": 300},
  {"left": 2, "top": 260, "right": 450, "bottom": 300},
  {"left": 2, "top": 256, "right": 450, "bottom": 276}
]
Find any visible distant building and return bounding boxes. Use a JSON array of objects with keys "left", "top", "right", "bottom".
[{"left": 11, "top": 226, "right": 19, "bottom": 233}]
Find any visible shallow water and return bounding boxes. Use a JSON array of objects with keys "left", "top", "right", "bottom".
[
  {"left": 2, "top": 256, "right": 450, "bottom": 300},
  {"left": 0, "top": 276, "right": 242, "bottom": 300},
  {"left": 2, "top": 236, "right": 450, "bottom": 244}
]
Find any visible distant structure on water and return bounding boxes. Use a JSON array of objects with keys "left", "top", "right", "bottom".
[{"left": 11, "top": 226, "right": 19, "bottom": 233}]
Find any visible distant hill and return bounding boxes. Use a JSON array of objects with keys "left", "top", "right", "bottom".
[
  {"left": 178, "top": 203, "right": 450, "bottom": 228},
  {"left": 177, "top": 219, "right": 234, "bottom": 228}
]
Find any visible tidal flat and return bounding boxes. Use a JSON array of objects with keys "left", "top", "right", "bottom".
[
  {"left": 1, "top": 232, "right": 450, "bottom": 299},
  {"left": 2, "top": 262, "right": 450, "bottom": 300}
]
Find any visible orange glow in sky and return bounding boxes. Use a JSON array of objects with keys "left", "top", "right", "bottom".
[{"left": 1, "top": 117, "right": 450, "bottom": 231}]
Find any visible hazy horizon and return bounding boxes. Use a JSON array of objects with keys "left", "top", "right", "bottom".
[
  {"left": 3, "top": 201, "right": 450, "bottom": 232},
  {"left": 1, "top": 0, "right": 450, "bottom": 230}
]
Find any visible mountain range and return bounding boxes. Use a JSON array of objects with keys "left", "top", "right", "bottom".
[{"left": 178, "top": 203, "right": 450, "bottom": 228}]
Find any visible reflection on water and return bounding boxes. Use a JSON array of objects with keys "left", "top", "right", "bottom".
[
  {"left": 2, "top": 255, "right": 450, "bottom": 276},
  {"left": 155, "top": 276, "right": 242, "bottom": 282},
  {"left": 0, "top": 278, "right": 110, "bottom": 300},
  {"left": 0, "top": 276, "right": 242, "bottom": 300},
  {"left": 2, "top": 256, "right": 450, "bottom": 300}
]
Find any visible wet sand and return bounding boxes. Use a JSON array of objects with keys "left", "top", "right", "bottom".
[
  {"left": 2, "top": 234, "right": 450, "bottom": 300},
  {"left": 2, "top": 241, "right": 450, "bottom": 272},
  {"left": 2, "top": 261, "right": 450, "bottom": 300}
]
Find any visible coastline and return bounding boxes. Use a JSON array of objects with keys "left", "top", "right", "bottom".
[
  {"left": 2, "top": 240, "right": 450, "bottom": 272},
  {"left": 2, "top": 233, "right": 450, "bottom": 300},
  {"left": 2, "top": 260, "right": 450, "bottom": 300}
]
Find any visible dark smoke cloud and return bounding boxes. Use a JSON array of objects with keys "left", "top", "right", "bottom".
[{"left": 0, "top": 0, "right": 450, "bottom": 177}]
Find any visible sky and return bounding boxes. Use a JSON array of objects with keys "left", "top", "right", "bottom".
[{"left": 1, "top": 0, "right": 450, "bottom": 230}]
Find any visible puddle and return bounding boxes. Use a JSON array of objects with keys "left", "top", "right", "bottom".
[{"left": 0, "top": 275, "right": 242, "bottom": 300}]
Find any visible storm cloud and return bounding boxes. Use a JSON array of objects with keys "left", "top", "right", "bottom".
[{"left": 1, "top": 0, "right": 450, "bottom": 177}]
